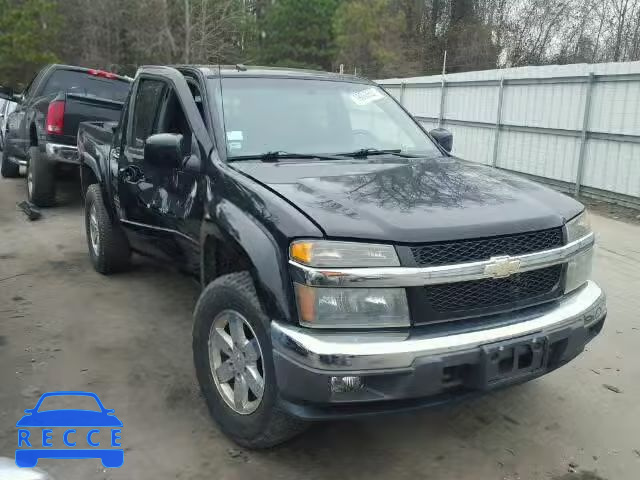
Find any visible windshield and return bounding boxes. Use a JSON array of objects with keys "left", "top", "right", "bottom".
[
  {"left": 41, "top": 70, "right": 130, "bottom": 102},
  {"left": 36, "top": 395, "right": 102, "bottom": 412},
  {"left": 216, "top": 77, "right": 440, "bottom": 159}
]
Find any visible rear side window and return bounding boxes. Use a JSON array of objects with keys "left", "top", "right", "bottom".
[
  {"left": 22, "top": 69, "right": 46, "bottom": 98},
  {"left": 129, "top": 79, "right": 165, "bottom": 148},
  {"left": 40, "top": 70, "right": 130, "bottom": 101}
]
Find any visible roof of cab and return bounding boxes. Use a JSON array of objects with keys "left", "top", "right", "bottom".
[
  {"left": 186, "top": 65, "right": 372, "bottom": 84},
  {"left": 48, "top": 64, "right": 131, "bottom": 82}
]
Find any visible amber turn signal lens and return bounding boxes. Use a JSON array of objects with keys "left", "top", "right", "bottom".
[
  {"left": 294, "top": 284, "right": 316, "bottom": 324},
  {"left": 290, "top": 242, "right": 313, "bottom": 265}
]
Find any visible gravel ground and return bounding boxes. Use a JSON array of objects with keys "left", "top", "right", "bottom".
[{"left": 1, "top": 174, "right": 639, "bottom": 480}]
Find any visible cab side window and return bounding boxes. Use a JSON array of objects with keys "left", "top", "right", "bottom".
[
  {"left": 21, "top": 71, "right": 41, "bottom": 99},
  {"left": 156, "top": 89, "right": 193, "bottom": 154},
  {"left": 129, "top": 79, "right": 165, "bottom": 149}
]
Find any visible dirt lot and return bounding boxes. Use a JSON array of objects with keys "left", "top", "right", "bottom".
[{"left": 1, "top": 175, "right": 639, "bottom": 480}]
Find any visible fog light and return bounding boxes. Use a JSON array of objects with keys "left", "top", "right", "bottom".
[{"left": 330, "top": 376, "right": 363, "bottom": 393}]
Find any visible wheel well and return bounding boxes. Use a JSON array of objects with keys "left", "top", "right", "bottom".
[
  {"left": 202, "top": 237, "right": 251, "bottom": 286},
  {"left": 201, "top": 235, "right": 286, "bottom": 321},
  {"left": 30, "top": 124, "right": 38, "bottom": 146},
  {"left": 80, "top": 163, "right": 99, "bottom": 199}
]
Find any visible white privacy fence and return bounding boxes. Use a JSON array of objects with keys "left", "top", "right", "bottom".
[{"left": 378, "top": 62, "right": 640, "bottom": 208}]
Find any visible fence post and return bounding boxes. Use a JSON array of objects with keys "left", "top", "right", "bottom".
[
  {"left": 574, "top": 72, "right": 595, "bottom": 197},
  {"left": 399, "top": 82, "right": 406, "bottom": 106},
  {"left": 491, "top": 77, "right": 505, "bottom": 167},
  {"left": 438, "top": 77, "right": 447, "bottom": 127}
]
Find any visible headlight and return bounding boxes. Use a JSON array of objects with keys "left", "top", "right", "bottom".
[
  {"left": 565, "top": 247, "right": 593, "bottom": 293},
  {"left": 565, "top": 211, "right": 594, "bottom": 293},
  {"left": 295, "top": 284, "right": 410, "bottom": 328},
  {"left": 566, "top": 211, "right": 591, "bottom": 242},
  {"left": 290, "top": 240, "right": 399, "bottom": 267}
]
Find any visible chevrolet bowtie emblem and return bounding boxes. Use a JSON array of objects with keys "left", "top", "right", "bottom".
[{"left": 484, "top": 256, "right": 521, "bottom": 278}]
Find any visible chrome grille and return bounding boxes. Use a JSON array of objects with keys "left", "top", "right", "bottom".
[{"left": 411, "top": 228, "right": 563, "bottom": 266}]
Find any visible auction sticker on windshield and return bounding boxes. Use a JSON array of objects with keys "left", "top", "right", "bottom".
[
  {"left": 15, "top": 391, "right": 123, "bottom": 468},
  {"left": 350, "top": 87, "right": 385, "bottom": 106}
]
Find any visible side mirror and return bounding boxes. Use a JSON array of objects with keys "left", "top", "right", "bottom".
[
  {"left": 144, "top": 133, "right": 184, "bottom": 169},
  {"left": 429, "top": 128, "right": 453, "bottom": 153},
  {"left": 0, "top": 86, "right": 21, "bottom": 103}
]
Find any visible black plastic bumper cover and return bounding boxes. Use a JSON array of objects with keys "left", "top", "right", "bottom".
[{"left": 274, "top": 313, "right": 606, "bottom": 421}]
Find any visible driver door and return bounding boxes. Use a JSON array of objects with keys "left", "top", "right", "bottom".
[
  {"left": 117, "top": 76, "right": 171, "bottom": 255},
  {"left": 117, "top": 75, "right": 204, "bottom": 267}
]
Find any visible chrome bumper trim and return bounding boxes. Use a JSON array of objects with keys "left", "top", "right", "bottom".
[
  {"left": 45, "top": 142, "right": 78, "bottom": 164},
  {"left": 289, "top": 233, "right": 594, "bottom": 288},
  {"left": 271, "top": 281, "right": 606, "bottom": 371},
  {"left": 6, "top": 155, "right": 27, "bottom": 166}
]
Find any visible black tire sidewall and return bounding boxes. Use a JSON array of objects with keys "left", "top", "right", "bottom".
[
  {"left": 84, "top": 186, "right": 102, "bottom": 270},
  {"left": 84, "top": 184, "right": 130, "bottom": 274},
  {"left": 193, "top": 277, "right": 280, "bottom": 444},
  {"left": 26, "top": 146, "right": 55, "bottom": 206},
  {"left": 1, "top": 147, "right": 19, "bottom": 177}
]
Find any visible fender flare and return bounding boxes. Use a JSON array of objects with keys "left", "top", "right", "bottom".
[
  {"left": 79, "top": 150, "right": 103, "bottom": 186},
  {"left": 200, "top": 199, "right": 296, "bottom": 323},
  {"left": 78, "top": 147, "right": 117, "bottom": 221}
]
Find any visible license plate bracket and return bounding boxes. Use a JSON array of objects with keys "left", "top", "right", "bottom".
[{"left": 480, "top": 334, "right": 547, "bottom": 388}]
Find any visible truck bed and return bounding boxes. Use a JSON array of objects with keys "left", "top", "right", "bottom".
[
  {"left": 77, "top": 120, "right": 116, "bottom": 174},
  {"left": 58, "top": 94, "right": 123, "bottom": 146}
]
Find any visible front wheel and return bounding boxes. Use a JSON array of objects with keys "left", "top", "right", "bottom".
[{"left": 193, "top": 272, "right": 307, "bottom": 448}]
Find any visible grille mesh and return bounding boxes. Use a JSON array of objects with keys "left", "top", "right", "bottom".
[
  {"left": 411, "top": 228, "right": 563, "bottom": 266},
  {"left": 424, "top": 265, "right": 563, "bottom": 313}
]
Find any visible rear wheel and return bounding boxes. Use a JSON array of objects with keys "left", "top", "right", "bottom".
[
  {"left": 26, "top": 146, "right": 56, "bottom": 206},
  {"left": 1, "top": 147, "right": 19, "bottom": 178},
  {"left": 85, "top": 184, "right": 131, "bottom": 274},
  {"left": 193, "top": 272, "right": 307, "bottom": 448}
]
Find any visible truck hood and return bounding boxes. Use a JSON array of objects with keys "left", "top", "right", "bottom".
[{"left": 231, "top": 156, "right": 583, "bottom": 243}]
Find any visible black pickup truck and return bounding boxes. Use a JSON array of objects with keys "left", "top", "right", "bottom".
[
  {"left": 0, "top": 64, "right": 130, "bottom": 206},
  {"left": 77, "top": 65, "right": 606, "bottom": 448}
]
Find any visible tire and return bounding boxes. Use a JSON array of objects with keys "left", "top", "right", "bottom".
[
  {"left": 1, "top": 147, "right": 19, "bottom": 178},
  {"left": 26, "top": 146, "right": 56, "bottom": 206},
  {"left": 193, "top": 272, "right": 307, "bottom": 448},
  {"left": 85, "top": 184, "right": 131, "bottom": 274}
]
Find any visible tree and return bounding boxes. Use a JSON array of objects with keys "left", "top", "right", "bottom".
[
  {"left": 334, "top": 0, "right": 413, "bottom": 78},
  {"left": 256, "top": 0, "right": 340, "bottom": 70},
  {"left": 0, "top": 0, "right": 61, "bottom": 86},
  {"left": 444, "top": 0, "right": 499, "bottom": 72},
  {"left": 183, "top": 0, "right": 257, "bottom": 64}
]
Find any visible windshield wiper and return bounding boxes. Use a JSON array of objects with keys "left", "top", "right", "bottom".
[
  {"left": 229, "top": 151, "right": 342, "bottom": 162},
  {"left": 336, "top": 148, "right": 417, "bottom": 159}
]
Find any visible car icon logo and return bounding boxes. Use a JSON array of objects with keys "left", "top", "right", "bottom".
[{"left": 15, "top": 391, "right": 123, "bottom": 468}]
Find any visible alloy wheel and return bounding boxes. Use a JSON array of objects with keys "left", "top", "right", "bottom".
[
  {"left": 208, "top": 309, "right": 265, "bottom": 415},
  {"left": 27, "top": 165, "right": 33, "bottom": 198},
  {"left": 89, "top": 203, "right": 100, "bottom": 256}
]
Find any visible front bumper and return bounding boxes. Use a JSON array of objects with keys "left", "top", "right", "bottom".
[
  {"left": 271, "top": 281, "right": 606, "bottom": 419},
  {"left": 45, "top": 142, "right": 79, "bottom": 164}
]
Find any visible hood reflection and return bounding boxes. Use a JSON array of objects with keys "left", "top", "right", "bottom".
[{"left": 307, "top": 158, "right": 512, "bottom": 212}]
